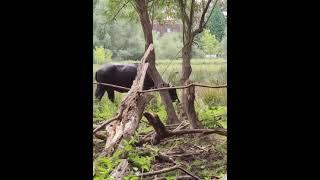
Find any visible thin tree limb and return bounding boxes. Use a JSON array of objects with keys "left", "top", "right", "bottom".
[
  {"left": 93, "top": 82, "right": 130, "bottom": 91},
  {"left": 136, "top": 165, "right": 181, "bottom": 177},
  {"left": 136, "top": 164, "right": 200, "bottom": 180},
  {"left": 178, "top": 167, "right": 200, "bottom": 180},
  {"left": 94, "top": 82, "right": 227, "bottom": 93},
  {"left": 203, "top": 0, "right": 219, "bottom": 27},
  {"left": 93, "top": 114, "right": 121, "bottom": 134},
  {"left": 138, "top": 83, "right": 227, "bottom": 93},
  {"left": 192, "top": 0, "right": 214, "bottom": 37},
  {"left": 111, "top": 0, "right": 131, "bottom": 21},
  {"left": 138, "top": 112, "right": 227, "bottom": 145}
]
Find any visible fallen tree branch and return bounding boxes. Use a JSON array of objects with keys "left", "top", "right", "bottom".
[
  {"left": 110, "top": 159, "right": 129, "bottom": 179},
  {"left": 155, "top": 175, "right": 195, "bottom": 180},
  {"left": 136, "top": 164, "right": 200, "bottom": 180},
  {"left": 94, "top": 131, "right": 107, "bottom": 140},
  {"left": 168, "top": 151, "right": 203, "bottom": 157},
  {"left": 98, "top": 44, "right": 154, "bottom": 157},
  {"left": 178, "top": 166, "right": 200, "bottom": 180},
  {"left": 137, "top": 112, "right": 227, "bottom": 145},
  {"left": 171, "top": 128, "right": 227, "bottom": 137},
  {"left": 136, "top": 165, "right": 180, "bottom": 177},
  {"left": 93, "top": 114, "right": 121, "bottom": 134},
  {"left": 155, "top": 153, "right": 176, "bottom": 164}
]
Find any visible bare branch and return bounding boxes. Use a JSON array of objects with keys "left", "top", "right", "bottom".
[
  {"left": 137, "top": 112, "right": 227, "bottom": 145},
  {"left": 204, "top": 0, "right": 219, "bottom": 27},
  {"left": 189, "top": 0, "right": 195, "bottom": 29},
  {"left": 172, "top": 128, "right": 227, "bottom": 136},
  {"left": 138, "top": 83, "right": 227, "bottom": 93},
  {"left": 93, "top": 114, "right": 121, "bottom": 134},
  {"left": 94, "top": 82, "right": 227, "bottom": 93},
  {"left": 136, "top": 165, "right": 181, "bottom": 177},
  {"left": 192, "top": 0, "right": 214, "bottom": 37},
  {"left": 110, "top": 159, "right": 129, "bottom": 179},
  {"left": 178, "top": 167, "right": 200, "bottom": 180},
  {"left": 178, "top": 0, "right": 190, "bottom": 26},
  {"left": 93, "top": 82, "right": 130, "bottom": 91},
  {"left": 154, "top": 176, "right": 195, "bottom": 180}
]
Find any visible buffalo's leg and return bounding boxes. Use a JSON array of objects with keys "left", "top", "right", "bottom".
[
  {"left": 95, "top": 85, "right": 106, "bottom": 101},
  {"left": 106, "top": 89, "right": 115, "bottom": 102}
]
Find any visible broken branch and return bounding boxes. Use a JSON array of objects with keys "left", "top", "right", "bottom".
[
  {"left": 138, "top": 112, "right": 227, "bottom": 145},
  {"left": 136, "top": 165, "right": 180, "bottom": 177},
  {"left": 93, "top": 114, "right": 121, "bottom": 134}
]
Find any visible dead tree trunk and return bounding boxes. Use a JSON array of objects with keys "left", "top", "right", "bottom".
[
  {"left": 134, "top": 0, "right": 179, "bottom": 124},
  {"left": 97, "top": 45, "right": 154, "bottom": 156}
]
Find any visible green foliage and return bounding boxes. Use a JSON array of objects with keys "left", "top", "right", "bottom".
[
  {"left": 154, "top": 32, "right": 182, "bottom": 59},
  {"left": 124, "top": 176, "right": 139, "bottom": 180},
  {"left": 93, "top": 96, "right": 120, "bottom": 122},
  {"left": 94, "top": 156, "right": 121, "bottom": 180},
  {"left": 93, "top": 0, "right": 144, "bottom": 61},
  {"left": 93, "top": 46, "right": 106, "bottom": 64},
  {"left": 107, "top": 21, "right": 145, "bottom": 60},
  {"left": 148, "top": 0, "right": 180, "bottom": 24},
  {"left": 104, "top": 0, "right": 139, "bottom": 22},
  {"left": 207, "top": 5, "right": 226, "bottom": 42},
  {"left": 200, "top": 29, "right": 221, "bottom": 55},
  {"left": 145, "top": 94, "right": 168, "bottom": 122},
  {"left": 198, "top": 106, "right": 227, "bottom": 128},
  {"left": 128, "top": 154, "right": 153, "bottom": 172},
  {"left": 192, "top": 45, "right": 206, "bottom": 58},
  {"left": 93, "top": 136, "right": 154, "bottom": 179},
  {"left": 93, "top": 59, "right": 227, "bottom": 178},
  {"left": 166, "top": 176, "right": 175, "bottom": 180},
  {"left": 93, "top": 46, "right": 112, "bottom": 64}
]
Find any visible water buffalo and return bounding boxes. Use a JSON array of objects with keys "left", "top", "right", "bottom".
[{"left": 95, "top": 63, "right": 179, "bottom": 102}]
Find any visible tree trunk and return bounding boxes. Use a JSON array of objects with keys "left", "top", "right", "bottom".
[
  {"left": 135, "top": 0, "right": 179, "bottom": 124},
  {"left": 179, "top": 1, "right": 203, "bottom": 129},
  {"left": 183, "top": 80, "right": 203, "bottom": 129}
]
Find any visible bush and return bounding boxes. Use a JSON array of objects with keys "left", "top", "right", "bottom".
[
  {"left": 93, "top": 46, "right": 112, "bottom": 64},
  {"left": 154, "top": 32, "right": 182, "bottom": 59}
]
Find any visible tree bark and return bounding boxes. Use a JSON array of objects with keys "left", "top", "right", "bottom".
[
  {"left": 135, "top": 0, "right": 179, "bottom": 124},
  {"left": 179, "top": 0, "right": 215, "bottom": 129},
  {"left": 183, "top": 80, "right": 203, "bottom": 128},
  {"left": 179, "top": 1, "right": 204, "bottom": 129},
  {"left": 99, "top": 45, "right": 154, "bottom": 156}
]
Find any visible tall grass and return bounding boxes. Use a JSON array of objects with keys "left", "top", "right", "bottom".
[
  {"left": 94, "top": 58, "right": 226, "bottom": 85},
  {"left": 93, "top": 58, "right": 227, "bottom": 128}
]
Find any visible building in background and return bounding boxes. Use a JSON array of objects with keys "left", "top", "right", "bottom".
[{"left": 153, "top": 19, "right": 182, "bottom": 37}]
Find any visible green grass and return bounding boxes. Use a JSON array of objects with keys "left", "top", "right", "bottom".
[
  {"left": 93, "top": 58, "right": 227, "bottom": 126},
  {"left": 94, "top": 58, "right": 226, "bottom": 85},
  {"left": 93, "top": 58, "right": 227, "bottom": 178}
]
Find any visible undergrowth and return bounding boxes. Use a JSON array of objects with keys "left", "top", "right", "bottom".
[{"left": 93, "top": 59, "right": 227, "bottom": 179}]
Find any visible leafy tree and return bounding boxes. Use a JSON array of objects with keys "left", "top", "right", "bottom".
[
  {"left": 154, "top": 32, "right": 182, "bottom": 59},
  {"left": 207, "top": 3, "right": 226, "bottom": 42},
  {"left": 200, "top": 29, "right": 221, "bottom": 55},
  {"left": 93, "top": 46, "right": 112, "bottom": 64}
]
